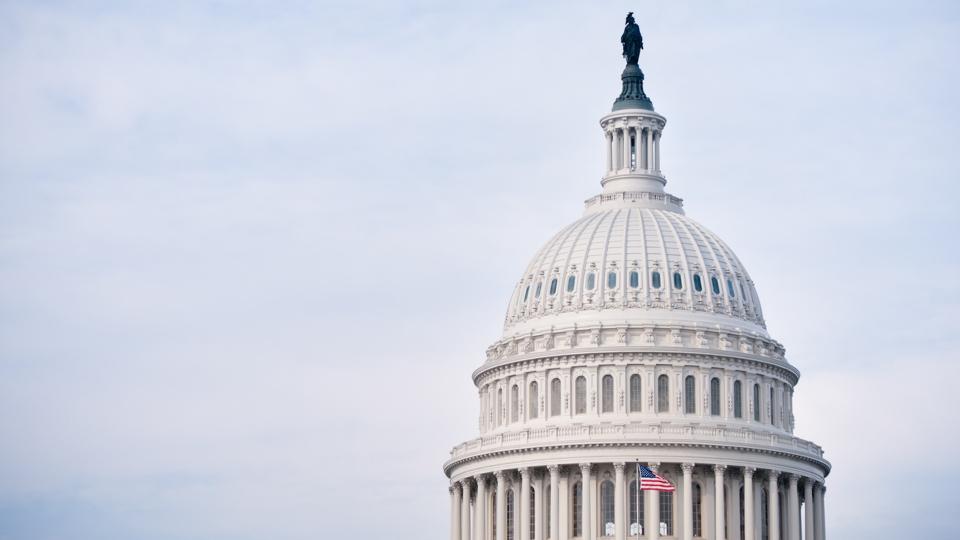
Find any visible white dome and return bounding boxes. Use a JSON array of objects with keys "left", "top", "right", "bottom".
[{"left": 504, "top": 200, "right": 767, "bottom": 339}]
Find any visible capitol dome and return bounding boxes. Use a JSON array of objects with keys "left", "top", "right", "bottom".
[{"left": 446, "top": 17, "right": 829, "bottom": 540}]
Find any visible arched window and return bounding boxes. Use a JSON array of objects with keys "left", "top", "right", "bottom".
[
  {"left": 566, "top": 275, "right": 576, "bottom": 292},
  {"left": 769, "top": 387, "right": 775, "bottom": 425},
  {"left": 710, "top": 378, "right": 721, "bottom": 416},
  {"left": 601, "top": 480, "right": 615, "bottom": 534},
  {"left": 761, "top": 488, "right": 769, "bottom": 540},
  {"left": 657, "top": 374, "right": 669, "bottom": 413},
  {"left": 511, "top": 384, "right": 519, "bottom": 422},
  {"left": 693, "top": 273, "right": 703, "bottom": 292},
  {"left": 629, "top": 374, "right": 642, "bottom": 412},
  {"left": 660, "top": 490, "right": 674, "bottom": 535},
  {"left": 601, "top": 375, "right": 614, "bottom": 413},
  {"left": 692, "top": 483, "right": 703, "bottom": 537},
  {"left": 711, "top": 275, "right": 721, "bottom": 295},
  {"left": 572, "top": 481, "right": 583, "bottom": 537},
  {"left": 684, "top": 375, "right": 696, "bottom": 414},
  {"left": 529, "top": 381, "right": 539, "bottom": 419},
  {"left": 497, "top": 388, "right": 503, "bottom": 425},
  {"left": 550, "top": 378, "right": 561, "bottom": 416},
  {"left": 673, "top": 272, "right": 683, "bottom": 289},
  {"left": 629, "top": 270, "right": 639, "bottom": 288},
  {"left": 607, "top": 271, "right": 617, "bottom": 288},
  {"left": 522, "top": 285, "right": 530, "bottom": 302},
  {"left": 727, "top": 279, "right": 736, "bottom": 298},
  {"left": 575, "top": 376, "right": 586, "bottom": 414},
  {"left": 530, "top": 487, "right": 536, "bottom": 540},
  {"left": 586, "top": 272, "right": 596, "bottom": 290},
  {"left": 506, "top": 488, "right": 515, "bottom": 540},
  {"left": 753, "top": 383, "right": 761, "bottom": 421},
  {"left": 492, "top": 491, "right": 498, "bottom": 539},
  {"left": 545, "top": 484, "right": 551, "bottom": 538},
  {"left": 535, "top": 282, "right": 542, "bottom": 298},
  {"left": 549, "top": 277, "right": 558, "bottom": 296},
  {"left": 629, "top": 478, "right": 645, "bottom": 533},
  {"left": 651, "top": 271, "right": 662, "bottom": 289},
  {"left": 733, "top": 380, "right": 743, "bottom": 419}
]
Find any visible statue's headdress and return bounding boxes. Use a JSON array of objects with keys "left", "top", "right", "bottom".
[{"left": 625, "top": 12, "right": 635, "bottom": 25}]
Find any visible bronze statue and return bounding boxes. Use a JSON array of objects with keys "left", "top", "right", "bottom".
[{"left": 621, "top": 12, "right": 643, "bottom": 65}]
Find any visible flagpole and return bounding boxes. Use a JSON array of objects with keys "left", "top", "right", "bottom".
[{"left": 635, "top": 460, "right": 640, "bottom": 539}]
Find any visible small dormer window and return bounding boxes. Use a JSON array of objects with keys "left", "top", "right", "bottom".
[
  {"left": 727, "top": 279, "right": 736, "bottom": 298},
  {"left": 522, "top": 286, "right": 530, "bottom": 302},
  {"left": 586, "top": 272, "right": 596, "bottom": 290},
  {"left": 629, "top": 271, "right": 639, "bottom": 288},
  {"left": 651, "top": 271, "right": 662, "bottom": 289},
  {"left": 607, "top": 272, "right": 617, "bottom": 288},
  {"left": 693, "top": 274, "right": 703, "bottom": 292},
  {"left": 549, "top": 277, "right": 558, "bottom": 296},
  {"left": 711, "top": 276, "right": 721, "bottom": 295},
  {"left": 566, "top": 275, "right": 576, "bottom": 292},
  {"left": 673, "top": 272, "right": 683, "bottom": 290},
  {"left": 535, "top": 282, "right": 542, "bottom": 298}
]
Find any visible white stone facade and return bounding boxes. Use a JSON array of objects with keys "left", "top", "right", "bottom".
[{"left": 445, "top": 56, "right": 829, "bottom": 540}]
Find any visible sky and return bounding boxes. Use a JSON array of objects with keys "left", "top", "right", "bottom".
[{"left": 1, "top": 1, "right": 958, "bottom": 539}]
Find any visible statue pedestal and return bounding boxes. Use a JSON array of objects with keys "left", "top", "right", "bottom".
[{"left": 613, "top": 63, "right": 653, "bottom": 111}]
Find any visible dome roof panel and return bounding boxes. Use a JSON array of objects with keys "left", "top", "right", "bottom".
[{"left": 504, "top": 207, "right": 767, "bottom": 336}]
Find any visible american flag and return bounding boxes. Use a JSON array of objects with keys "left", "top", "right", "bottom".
[{"left": 637, "top": 464, "right": 675, "bottom": 492}]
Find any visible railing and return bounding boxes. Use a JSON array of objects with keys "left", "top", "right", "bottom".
[{"left": 450, "top": 422, "right": 825, "bottom": 462}]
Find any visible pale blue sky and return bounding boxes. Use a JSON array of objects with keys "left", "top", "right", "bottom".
[{"left": 1, "top": 1, "right": 958, "bottom": 539}]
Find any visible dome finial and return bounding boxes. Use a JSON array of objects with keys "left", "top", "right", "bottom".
[{"left": 614, "top": 12, "right": 653, "bottom": 111}]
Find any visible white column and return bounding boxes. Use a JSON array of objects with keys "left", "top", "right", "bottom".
[
  {"left": 615, "top": 463, "right": 626, "bottom": 540},
  {"left": 654, "top": 132, "right": 661, "bottom": 171},
  {"left": 606, "top": 131, "right": 614, "bottom": 174},
  {"left": 803, "top": 479, "right": 814, "bottom": 540},
  {"left": 535, "top": 471, "right": 545, "bottom": 540},
  {"left": 646, "top": 127, "right": 654, "bottom": 172},
  {"left": 714, "top": 465, "right": 726, "bottom": 540},
  {"left": 453, "top": 484, "right": 462, "bottom": 540},
  {"left": 767, "top": 472, "right": 780, "bottom": 540},
  {"left": 521, "top": 468, "right": 532, "bottom": 540},
  {"left": 815, "top": 485, "right": 825, "bottom": 540},
  {"left": 744, "top": 468, "right": 755, "bottom": 540},
  {"left": 788, "top": 474, "right": 800, "bottom": 540},
  {"left": 646, "top": 463, "right": 659, "bottom": 540},
  {"left": 625, "top": 128, "right": 633, "bottom": 171},
  {"left": 681, "top": 463, "right": 694, "bottom": 540},
  {"left": 550, "top": 465, "right": 561, "bottom": 540},
  {"left": 615, "top": 129, "right": 624, "bottom": 171},
  {"left": 476, "top": 475, "right": 488, "bottom": 540},
  {"left": 496, "top": 472, "right": 507, "bottom": 540},
  {"left": 559, "top": 468, "right": 570, "bottom": 540},
  {"left": 580, "top": 463, "right": 594, "bottom": 540},
  {"left": 462, "top": 480, "right": 472, "bottom": 540}
]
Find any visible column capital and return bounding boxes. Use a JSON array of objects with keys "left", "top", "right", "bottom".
[
  {"left": 449, "top": 485, "right": 455, "bottom": 494},
  {"left": 494, "top": 470, "right": 505, "bottom": 481},
  {"left": 681, "top": 462, "right": 695, "bottom": 474},
  {"left": 519, "top": 467, "right": 530, "bottom": 479},
  {"left": 454, "top": 481, "right": 463, "bottom": 493},
  {"left": 713, "top": 464, "right": 727, "bottom": 474},
  {"left": 547, "top": 464, "right": 560, "bottom": 475},
  {"left": 767, "top": 469, "right": 780, "bottom": 480},
  {"left": 579, "top": 462, "right": 593, "bottom": 474},
  {"left": 744, "top": 466, "right": 756, "bottom": 476},
  {"left": 475, "top": 473, "right": 488, "bottom": 484},
  {"left": 789, "top": 473, "right": 800, "bottom": 483},
  {"left": 613, "top": 462, "right": 626, "bottom": 473},
  {"left": 648, "top": 461, "right": 660, "bottom": 472}
]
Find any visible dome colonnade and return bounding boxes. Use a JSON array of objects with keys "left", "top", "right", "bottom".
[
  {"left": 448, "top": 462, "right": 825, "bottom": 540},
  {"left": 444, "top": 15, "right": 829, "bottom": 540}
]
